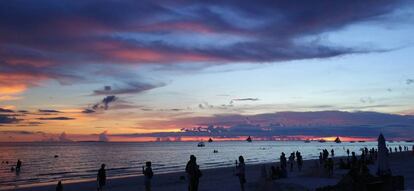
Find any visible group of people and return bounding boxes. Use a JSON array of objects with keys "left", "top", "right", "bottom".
[
  {"left": 2, "top": 159, "right": 22, "bottom": 174},
  {"left": 52, "top": 154, "right": 245, "bottom": 191},
  {"left": 389, "top": 145, "right": 410, "bottom": 153},
  {"left": 268, "top": 151, "right": 303, "bottom": 180},
  {"left": 7, "top": 144, "right": 411, "bottom": 191}
]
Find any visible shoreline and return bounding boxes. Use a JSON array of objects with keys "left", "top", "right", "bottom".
[{"left": 7, "top": 151, "right": 414, "bottom": 191}]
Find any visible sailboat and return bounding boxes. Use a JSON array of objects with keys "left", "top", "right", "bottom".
[
  {"left": 334, "top": 136, "right": 341, "bottom": 143},
  {"left": 208, "top": 138, "right": 213, "bottom": 143},
  {"left": 246, "top": 136, "right": 252, "bottom": 142}
]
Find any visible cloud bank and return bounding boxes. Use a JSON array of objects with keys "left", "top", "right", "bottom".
[{"left": 0, "top": 0, "right": 411, "bottom": 94}]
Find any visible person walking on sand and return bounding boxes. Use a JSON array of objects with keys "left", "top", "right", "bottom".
[
  {"left": 346, "top": 149, "right": 350, "bottom": 157},
  {"left": 97, "top": 164, "right": 106, "bottom": 191},
  {"left": 186, "top": 155, "right": 202, "bottom": 191},
  {"left": 235, "top": 156, "right": 246, "bottom": 191},
  {"left": 331, "top": 149, "right": 335, "bottom": 157},
  {"left": 142, "top": 161, "right": 153, "bottom": 191},
  {"left": 56, "top": 181, "right": 63, "bottom": 191}
]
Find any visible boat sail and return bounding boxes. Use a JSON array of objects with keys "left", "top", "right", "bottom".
[{"left": 334, "top": 136, "right": 341, "bottom": 143}]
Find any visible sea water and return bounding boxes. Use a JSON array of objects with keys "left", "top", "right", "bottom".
[{"left": 0, "top": 141, "right": 412, "bottom": 188}]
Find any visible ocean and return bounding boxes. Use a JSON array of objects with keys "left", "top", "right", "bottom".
[{"left": 0, "top": 141, "right": 412, "bottom": 189}]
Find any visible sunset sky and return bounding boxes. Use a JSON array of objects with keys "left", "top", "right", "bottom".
[{"left": 1, "top": 0, "right": 414, "bottom": 141}]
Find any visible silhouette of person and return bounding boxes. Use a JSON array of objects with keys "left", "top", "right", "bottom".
[
  {"left": 235, "top": 156, "right": 246, "bottom": 191},
  {"left": 331, "top": 149, "right": 334, "bottom": 157},
  {"left": 56, "top": 181, "right": 63, "bottom": 191},
  {"left": 399, "top": 145, "right": 402, "bottom": 152},
  {"left": 97, "top": 164, "right": 106, "bottom": 191},
  {"left": 142, "top": 161, "right": 153, "bottom": 191},
  {"left": 288, "top": 153, "right": 294, "bottom": 171},
  {"left": 16, "top": 159, "right": 22, "bottom": 172},
  {"left": 346, "top": 149, "right": 350, "bottom": 157},
  {"left": 296, "top": 152, "right": 303, "bottom": 171},
  {"left": 186, "top": 155, "right": 201, "bottom": 191},
  {"left": 280, "top": 152, "right": 287, "bottom": 169}
]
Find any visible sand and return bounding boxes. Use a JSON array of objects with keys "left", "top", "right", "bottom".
[{"left": 7, "top": 151, "right": 414, "bottom": 191}]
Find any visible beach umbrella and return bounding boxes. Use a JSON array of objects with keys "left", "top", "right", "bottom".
[{"left": 377, "top": 133, "right": 391, "bottom": 176}]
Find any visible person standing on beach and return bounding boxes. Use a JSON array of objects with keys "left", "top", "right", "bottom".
[
  {"left": 186, "top": 155, "right": 202, "bottom": 191},
  {"left": 280, "top": 152, "right": 287, "bottom": 169},
  {"left": 16, "top": 159, "right": 22, "bottom": 172},
  {"left": 288, "top": 153, "right": 295, "bottom": 171},
  {"left": 97, "top": 164, "right": 106, "bottom": 191},
  {"left": 235, "top": 156, "right": 246, "bottom": 191},
  {"left": 142, "top": 161, "right": 153, "bottom": 191},
  {"left": 56, "top": 181, "right": 63, "bottom": 191},
  {"left": 346, "top": 149, "right": 350, "bottom": 157},
  {"left": 331, "top": 149, "right": 334, "bottom": 157},
  {"left": 296, "top": 152, "right": 303, "bottom": 171}
]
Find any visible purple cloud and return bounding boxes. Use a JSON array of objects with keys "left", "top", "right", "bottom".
[{"left": 0, "top": 0, "right": 411, "bottom": 92}]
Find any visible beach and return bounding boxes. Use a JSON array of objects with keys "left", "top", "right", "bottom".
[{"left": 8, "top": 151, "right": 413, "bottom": 191}]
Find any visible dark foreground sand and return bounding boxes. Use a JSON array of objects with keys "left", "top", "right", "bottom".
[{"left": 7, "top": 151, "right": 414, "bottom": 191}]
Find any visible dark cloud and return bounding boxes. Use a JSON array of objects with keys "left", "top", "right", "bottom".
[
  {"left": 37, "top": 117, "right": 75, "bottom": 120},
  {"left": 84, "top": 95, "right": 121, "bottom": 114},
  {"left": 125, "top": 110, "right": 414, "bottom": 139},
  {"left": 0, "top": 0, "right": 410, "bottom": 91},
  {"left": 102, "top": 95, "right": 117, "bottom": 109},
  {"left": 230, "top": 98, "right": 259, "bottom": 104},
  {"left": 38, "top": 109, "right": 61, "bottom": 113},
  {"left": 91, "top": 95, "right": 117, "bottom": 110},
  {"left": 0, "top": 130, "right": 46, "bottom": 135},
  {"left": 232, "top": 98, "right": 259, "bottom": 101},
  {"left": 93, "top": 82, "right": 165, "bottom": 95},
  {"left": 0, "top": 108, "right": 14, "bottom": 113},
  {"left": 0, "top": 114, "right": 20, "bottom": 124},
  {"left": 82, "top": 109, "right": 96, "bottom": 114}
]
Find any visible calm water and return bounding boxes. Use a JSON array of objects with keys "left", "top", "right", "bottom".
[{"left": 0, "top": 141, "right": 412, "bottom": 189}]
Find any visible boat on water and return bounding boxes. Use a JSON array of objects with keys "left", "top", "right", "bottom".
[
  {"left": 208, "top": 138, "right": 213, "bottom": 143},
  {"left": 197, "top": 142, "right": 205, "bottom": 147},
  {"left": 304, "top": 139, "right": 311, "bottom": 143},
  {"left": 358, "top": 140, "right": 365, "bottom": 143},
  {"left": 318, "top": 139, "right": 326, "bottom": 143},
  {"left": 246, "top": 136, "right": 252, "bottom": 142},
  {"left": 334, "top": 136, "right": 341, "bottom": 143},
  {"left": 350, "top": 141, "right": 355, "bottom": 143}
]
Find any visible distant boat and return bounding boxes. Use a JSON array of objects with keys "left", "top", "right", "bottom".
[
  {"left": 334, "top": 137, "right": 341, "bottom": 143},
  {"left": 358, "top": 140, "right": 365, "bottom": 143},
  {"left": 304, "top": 139, "right": 311, "bottom": 143},
  {"left": 405, "top": 140, "right": 413, "bottom": 143},
  {"left": 350, "top": 141, "right": 355, "bottom": 143},
  {"left": 208, "top": 138, "right": 213, "bottom": 143},
  {"left": 246, "top": 136, "right": 252, "bottom": 142},
  {"left": 318, "top": 139, "right": 326, "bottom": 143},
  {"left": 197, "top": 142, "right": 205, "bottom": 147}
]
